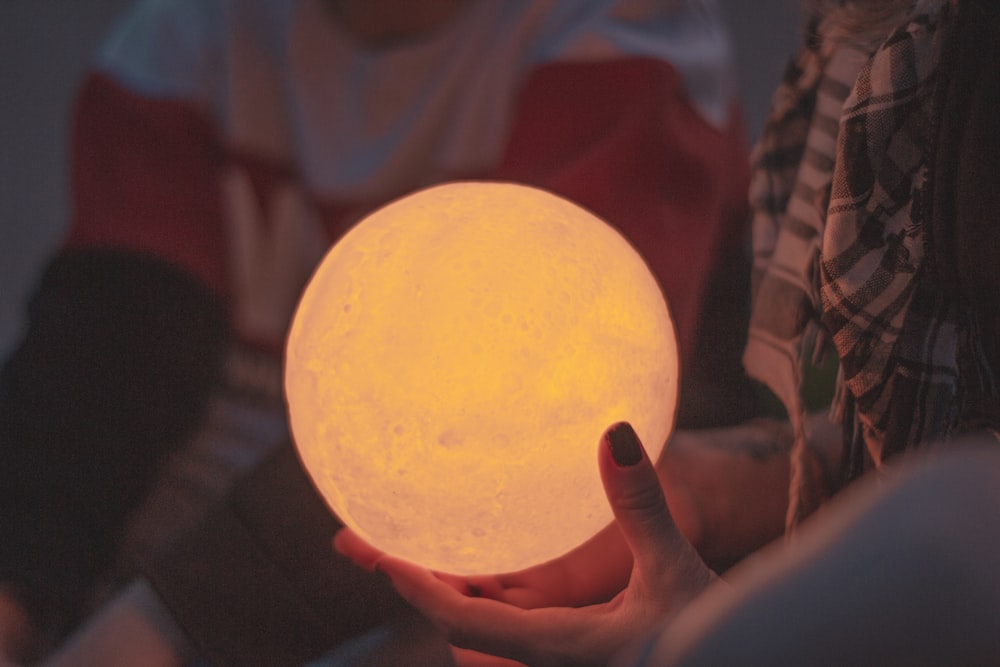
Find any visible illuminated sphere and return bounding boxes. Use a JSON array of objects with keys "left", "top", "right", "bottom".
[{"left": 285, "top": 181, "right": 678, "bottom": 575}]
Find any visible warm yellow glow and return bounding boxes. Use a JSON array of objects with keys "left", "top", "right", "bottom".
[{"left": 286, "top": 181, "right": 678, "bottom": 575}]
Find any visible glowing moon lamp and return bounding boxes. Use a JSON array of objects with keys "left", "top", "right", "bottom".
[{"left": 285, "top": 181, "right": 678, "bottom": 575}]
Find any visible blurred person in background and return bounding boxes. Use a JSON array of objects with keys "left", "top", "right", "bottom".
[{"left": 0, "top": 0, "right": 765, "bottom": 664}]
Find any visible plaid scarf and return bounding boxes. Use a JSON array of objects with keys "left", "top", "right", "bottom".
[
  {"left": 821, "top": 3, "right": 952, "bottom": 469},
  {"left": 745, "top": 0, "right": 998, "bottom": 530}
]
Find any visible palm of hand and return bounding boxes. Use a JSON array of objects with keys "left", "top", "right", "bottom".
[{"left": 334, "top": 423, "right": 719, "bottom": 667}]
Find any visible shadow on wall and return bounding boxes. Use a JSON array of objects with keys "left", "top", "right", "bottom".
[{"left": 0, "top": 0, "right": 802, "bottom": 357}]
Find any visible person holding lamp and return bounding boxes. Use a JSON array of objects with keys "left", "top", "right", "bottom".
[{"left": 337, "top": 0, "right": 1000, "bottom": 665}]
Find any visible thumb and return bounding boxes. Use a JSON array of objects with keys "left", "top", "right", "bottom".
[
  {"left": 332, "top": 528, "right": 384, "bottom": 571},
  {"left": 598, "top": 423, "right": 695, "bottom": 578}
]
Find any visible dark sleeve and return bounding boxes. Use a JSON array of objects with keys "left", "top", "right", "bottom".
[
  {"left": 0, "top": 248, "right": 228, "bottom": 641},
  {"left": 143, "top": 445, "right": 416, "bottom": 667}
]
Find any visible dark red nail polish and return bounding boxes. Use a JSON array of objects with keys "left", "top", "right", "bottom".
[{"left": 607, "top": 422, "right": 642, "bottom": 466}]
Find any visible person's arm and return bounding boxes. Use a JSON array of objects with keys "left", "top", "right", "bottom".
[
  {"left": 336, "top": 412, "right": 842, "bottom": 619},
  {"left": 0, "top": 248, "right": 228, "bottom": 648},
  {"left": 344, "top": 429, "right": 1000, "bottom": 667},
  {"left": 628, "top": 435, "right": 1000, "bottom": 666},
  {"left": 361, "top": 422, "right": 719, "bottom": 667}
]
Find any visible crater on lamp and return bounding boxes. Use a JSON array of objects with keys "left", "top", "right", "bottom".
[{"left": 285, "top": 180, "right": 678, "bottom": 575}]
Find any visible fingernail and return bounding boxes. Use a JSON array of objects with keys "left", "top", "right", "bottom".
[{"left": 607, "top": 422, "right": 642, "bottom": 467}]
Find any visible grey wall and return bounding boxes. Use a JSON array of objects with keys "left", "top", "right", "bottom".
[
  {"left": 1, "top": 0, "right": 134, "bottom": 354},
  {"left": 723, "top": 0, "right": 802, "bottom": 136},
  {"left": 0, "top": 0, "right": 802, "bottom": 355}
]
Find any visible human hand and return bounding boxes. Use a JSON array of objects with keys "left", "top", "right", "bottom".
[
  {"left": 335, "top": 519, "right": 629, "bottom": 612},
  {"left": 338, "top": 422, "right": 719, "bottom": 667}
]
